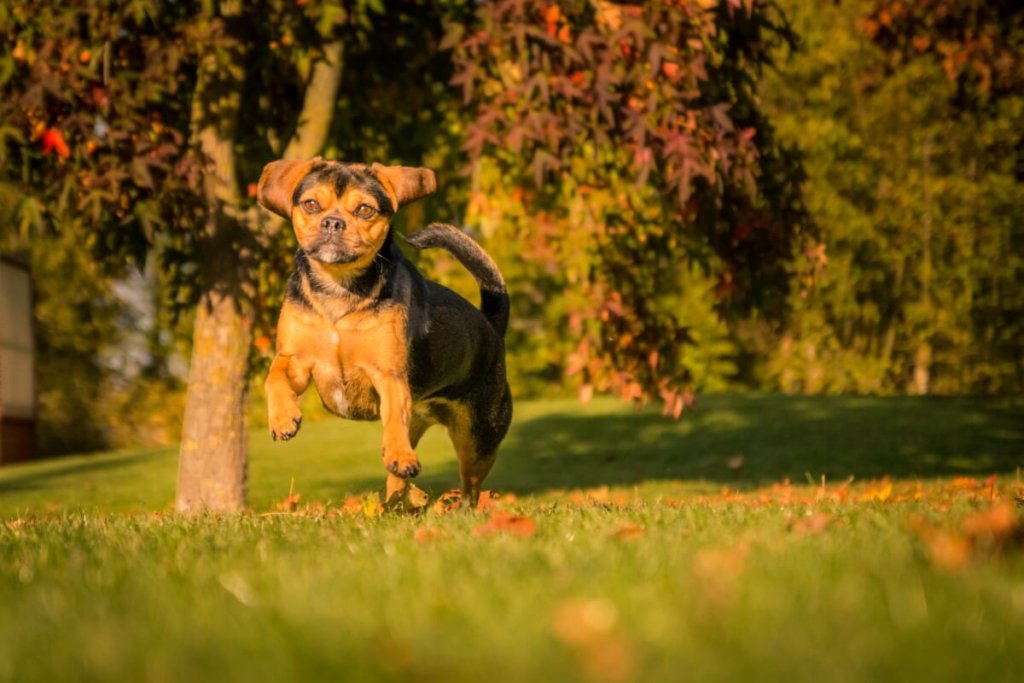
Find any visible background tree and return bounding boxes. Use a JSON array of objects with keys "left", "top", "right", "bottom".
[
  {"left": 758, "top": 0, "right": 1024, "bottom": 395},
  {"left": 449, "top": 0, "right": 810, "bottom": 414},
  {"left": 0, "top": 0, "right": 363, "bottom": 510}
]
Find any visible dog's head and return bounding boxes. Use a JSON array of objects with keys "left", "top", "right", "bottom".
[{"left": 257, "top": 159, "right": 435, "bottom": 268}]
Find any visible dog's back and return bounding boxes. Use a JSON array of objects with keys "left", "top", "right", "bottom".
[{"left": 404, "top": 222, "right": 509, "bottom": 337}]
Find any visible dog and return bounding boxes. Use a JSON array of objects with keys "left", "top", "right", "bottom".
[{"left": 256, "top": 158, "right": 512, "bottom": 505}]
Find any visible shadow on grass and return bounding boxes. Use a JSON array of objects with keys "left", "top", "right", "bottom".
[
  {"left": 500, "top": 394, "right": 1024, "bottom": 493},
  {"left": 309, "top": 394, "right": 1024, "bottom": 498},
  {"left": 4, "top": 394, "right": 1022, "bottom": 505},
  {"left": 0, "top": 453, "right": 144, "bottom": 493},
  {"left": 398, "top": 394, "right": 1024, "bottom": 496}
]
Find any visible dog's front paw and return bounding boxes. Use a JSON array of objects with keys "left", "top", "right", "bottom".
[
  {"left": 383, "top": 448, "right": 421, "bottom": 479},
  {"left": 269, "top": 400, "right": 303, "bottom": 442}
]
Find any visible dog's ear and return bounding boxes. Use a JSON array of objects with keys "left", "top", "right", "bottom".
[
  {"left": 257, "top": 158, "right": 320, "bottom": 218},
  {"left": 370, "top": 164, "right": 436, "bottom": 211}
]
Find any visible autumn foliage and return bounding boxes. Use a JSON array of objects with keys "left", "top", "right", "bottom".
[{"left": 450, "top": 0, "right": 809, "bottom": 414}]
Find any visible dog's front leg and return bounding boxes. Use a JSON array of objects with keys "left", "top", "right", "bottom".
[
  {"left": 266, "top": 353, "right": 310, "bottom": 441},
  {"left": 363, "top": 365, "right": 421, "bottom": 481}
]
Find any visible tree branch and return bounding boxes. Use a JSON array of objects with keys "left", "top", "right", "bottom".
[
  {"left": 258, "top": 39, "right": 344, "bottom": 236},
  {"left": 284, "top": 40, "right": 344, "bottom": 160}
]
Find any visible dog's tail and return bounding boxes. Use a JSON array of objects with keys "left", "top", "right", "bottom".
[{"left": 403, "top": 223, "right": 509, "bottom": 337}]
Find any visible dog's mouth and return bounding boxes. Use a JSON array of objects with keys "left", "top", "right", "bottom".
[{"left": 306, "top": 235, "right": 364, "bottom": 264}]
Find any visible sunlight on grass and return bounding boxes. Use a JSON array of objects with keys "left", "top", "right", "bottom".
[
  {"left": 1, "top": 395, "right": 1022, "bottom": 682},
  {"left": 1, "top": 394, "right": 1021, "bottom": 515}
]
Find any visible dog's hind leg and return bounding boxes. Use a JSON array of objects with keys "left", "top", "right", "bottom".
[{"left": 441, "top": 398, "right": 509, "bottom": 508}]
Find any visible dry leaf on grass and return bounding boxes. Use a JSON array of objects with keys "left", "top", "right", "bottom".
[
  {"left": 474, "top": 512, "right": 536, "bottom": 538},
  {"left": 948, "top": 477, "right": 982, "bottom": 492},
  {"left": 551, "top": 598, "right": 635, "bottom": 683},
  {"left": 858, "top": 478, "right": 893, "bottom": 503},
  {"left": 910, "top": 502, "right": 1021, "bottom": 571},
  {"left": 609, "top": 522, "right": 645, "bottom": 541},
  {"left": 909, "top": 519, "right": 973, "bottom": 571},
  {"left": 476, "top": 490, "right": 498, "bottom": 512},
  {"left": 432, "top": 490, "right": 463, "bottom": 515},
  {"left": 340, "top": 496, "right": 363, "bottom": 516},
  {"left": 361, "top": 494, "right": 383, "bottom": 518},
  {"left": 569, "top": 486, "right": 629, "bottom": 507},
  {"left": 273, "top": 478, "right": 301, "bottom": 512},
  {"left": 693, "top": 541, "right": 750, "bottom": 604},
  {"left": 384, "top": 482, "right": 431, "bottom": 514},
  {"left": 789, "top": 512, "right": 833, "bottom": 535},
  {"left": 413, "top": 527, "right": 443, "bottom": 544},
  {"left": 274, "top": 492, "right": 301, "bottom": 512},
  {"left": 961, "top": 501, "right": 1018, "bottom": 543}
]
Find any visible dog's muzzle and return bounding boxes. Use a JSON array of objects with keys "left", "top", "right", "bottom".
[{"left": 321, "top": 214, "right": 345, "bottom": 233}]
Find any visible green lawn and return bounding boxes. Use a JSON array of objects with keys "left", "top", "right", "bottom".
[{"left": 2, "top": 394, "right": 1023, "bottom": 682}]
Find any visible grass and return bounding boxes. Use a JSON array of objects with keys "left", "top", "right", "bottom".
[{"left": 1, "top": 394, "right": 1023, "bottom": 682}]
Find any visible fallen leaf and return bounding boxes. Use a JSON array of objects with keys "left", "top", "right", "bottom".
[
  {"left": 552, "top": 598, "right": 618, "bottom": 646},
  {"left": 569, "top": 486, "right": 628, "bottom": 507},
  {"left": 274, "top": 492, "right": 301, "bottom": 512},
  {"left": 948, "top": 477, "right": 982, "bottom": 492},
  {"left": 609, "top": 522, "right": 645, "bottom": 541},
  {"left": 552, "top": 598, "right": 635, "bottom": 683},
  {"left": 476, "top": 490, "right": 498, "bottom": 512},
  {"left": 962, "top": 502, "right": 1018, "bottom": 543},
  {"left": 693, "top": 541, "right": 749, "bottom": 604},
  {"left": 432, "top": 490, "right": 462, "bottom": 515},
  {"left": 384, "top": 482, "right": 431, "bottom": 513},
  {"left": 406, "top": 483, "right": 431, "bottom": 510},
  {"left": 474, "top": 512, "right": 536, "bottom": 538},
  {"left": 340, "top": 496, "right": 363, "bottom": 516},
  {"left": 858, "top": 478, "right": 893, "bottom": 503},
  {"left": 274, "top": 478, "right": 301, "bottom": 512},
  {"left": 413, "top": 527, "right": 442, "bottom": 544},
  {"left": 790, "top": 512, "right": 832, "bottom": 535},
  {"left": 912, "top": 523, "right": 972, "bottom": 571},
  {"left": 362, "top": 494, "right": 383, "bottom": 518}
]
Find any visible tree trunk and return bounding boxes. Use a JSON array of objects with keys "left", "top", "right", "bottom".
[
  {"left": 176, "top": 8, "right": 251, "bottom": 512},
  {"left": 912, "top": 136, "right": 934, "bottom": 397},
  {"left": 912, "top": 341, "right": 932, "bottom": 396},
  {"left": 284, "top": 41, "right": 344, "bottom": 160},
  {"left": 175, "top": 26, "right": 345, "bottom": 512},
  {"left": 177, "top": 286, "right": 253, "bottom": 511}
]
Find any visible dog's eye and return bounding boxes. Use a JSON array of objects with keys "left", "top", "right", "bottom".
[
  {"left": 353, "top": 204, "right": 377, "bottom": 220},
  {"left": 301, "top": 199, "right": 321, "bottom": 214}
]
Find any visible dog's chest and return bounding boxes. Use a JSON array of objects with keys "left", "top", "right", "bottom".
[
  {"left": 312, "top": 358, "right": 378, "bottom": 420},
  {"left": 305, "top": 308, "right": 407, "bottom": 421}
]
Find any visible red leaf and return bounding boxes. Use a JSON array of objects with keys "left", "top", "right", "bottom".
[
  {"left": 40, "top": 129, "right": 70, "bottom": 158},
  {"left": 476, "top": 490, "right": 498, "bottom": 512},
  {"left": 474, "top": 513, "right": 536, "bottom": 537}
]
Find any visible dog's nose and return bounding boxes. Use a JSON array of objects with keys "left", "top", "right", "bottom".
[{"left": 321, "top": 215, "right": 345, "bottom": 232}]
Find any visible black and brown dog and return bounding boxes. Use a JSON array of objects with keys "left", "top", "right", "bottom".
[{"left": 257, "top": 158, "right": 511, "bottom": 504}]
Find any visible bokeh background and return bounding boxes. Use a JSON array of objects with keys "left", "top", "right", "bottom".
[{"left": 0, "top": 0, "right": 1021, "bottom": 461}]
